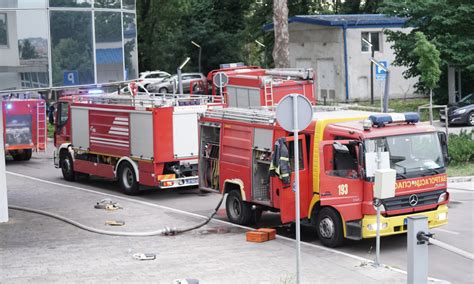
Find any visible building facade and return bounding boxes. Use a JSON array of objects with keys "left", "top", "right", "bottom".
[
  {"left": 0, "top": 0, "right": 138, "bottom": 91},
  {"left": 270, "top": 14, "right": 418, "bottom": 102}
]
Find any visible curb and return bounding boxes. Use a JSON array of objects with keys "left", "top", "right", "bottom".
[{"left": 448, "top": 176, "right": 474, "bottom": 183}]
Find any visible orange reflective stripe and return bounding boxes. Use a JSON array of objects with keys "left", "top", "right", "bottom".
[{"left": 157, "top": 174, "right": 176, "bottom": 181}]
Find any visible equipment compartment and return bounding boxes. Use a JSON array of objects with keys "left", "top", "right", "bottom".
[
  {"left": 199, "top": 123, "right": 221, "bottom": 191},
  {"left": 252, "top": 149, "right": 271, "bottom": 201}
]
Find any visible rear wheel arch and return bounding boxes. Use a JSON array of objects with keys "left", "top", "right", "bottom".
[
  {"left": 115, "top": 157, "right": 139, "bottom": 182},
  {"left": 223, "top": 179, "right": 246, "bottom": 201}
]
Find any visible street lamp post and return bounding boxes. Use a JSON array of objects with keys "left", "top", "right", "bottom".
[
  {"left": 362, "top": 37, "right": 375, "bottom": 105},
  {"left": 191, "top": 41, "right": 202, "bottom": 74},
  {"left": 177, "top": 57, "right": 191, "bottom": 95},
  {"left": 255, "top": 40, "right": 266, "bottom": 68}
]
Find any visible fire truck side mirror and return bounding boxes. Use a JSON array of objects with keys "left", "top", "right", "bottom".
[
  {"left": 333, "top": 142, "right": 349, "bottom": 154},
  {"left": 437, "top": 131, "right": 450, "bottom": 165}
]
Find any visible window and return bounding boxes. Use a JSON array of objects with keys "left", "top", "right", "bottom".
[
  {"left": 288, "top": 139, "right": 304, "bottom": 171},
  {"left": 323, "top": 143, "right": 359, "bottom": 179},
  {"left": 361, "top": 32, "right": 381, "bottom": 52},
  {"left": 57, "top": 103, "right": 69, "bottom": 126},
  {"left": 0, "top": 13, "right": 7, "bottom": 46}
]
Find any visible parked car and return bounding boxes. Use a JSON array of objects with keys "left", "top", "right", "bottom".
[
  {"left": 148, "top": 73, "right": 206, "bottom": 94},
  {"left": 440, "top": 93, "right": 474, "bottom": 126},
  {"left": 138, "top": 70, "right": 171, "bottom": 88}
]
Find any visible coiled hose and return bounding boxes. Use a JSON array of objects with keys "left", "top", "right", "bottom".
[{"left": 8, "top": 192, "right": 225, "bottom": 237}]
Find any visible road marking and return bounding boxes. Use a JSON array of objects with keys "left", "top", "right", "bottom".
[
  {"left": 433, "top": 228, "right": 460, "bottom": 235},
  {"left": 6, "top": 171, "right": 446, "bottom": 282}
]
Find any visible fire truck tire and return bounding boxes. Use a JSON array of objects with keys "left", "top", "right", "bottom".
[
  {"left": 22, "top": 149, "right": 32, "bottom": 161},
  {"left": 60, "top": 152, "right": 76, "bottom": 182},
  {"left": 226, "top": 190, "right": 253, "bottom": 225},
  {"left": 315, "top": 207, "right": 344, "bottom": 248},
  {"left": 118, "top": 162, "right": 140, "bottom": 195}
]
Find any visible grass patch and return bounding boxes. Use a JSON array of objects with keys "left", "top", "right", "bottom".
[
  {"left": 358, "top": 98, "right": 440, "bottom": 121},
  {"left": 47, "top": 123, "right": 55, "bottom": 138},
  {"left": 447, "top": 163, "right": 474, "bottom": 177}
]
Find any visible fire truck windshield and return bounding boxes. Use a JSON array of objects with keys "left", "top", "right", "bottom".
[{"left": 365, "top": 132, "right": 445, "bottom": 178}]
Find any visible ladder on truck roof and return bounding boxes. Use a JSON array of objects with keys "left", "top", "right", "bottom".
[
  {"left": 72, "top": 94, "right": 213, "bottom": 108},
  {"left": 263, "top": 77, "right": 274, "bottom": 108},
  {"left": 36, "top": 101, "right": 46, "bottom": 152},
  {"left": 203, "top": 107, "right": 276, "bottom": 125}
]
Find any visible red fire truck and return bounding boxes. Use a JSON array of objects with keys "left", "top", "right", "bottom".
[
  {"left": 198, "top": 108, "right": 449, "bottom": 247},
  {"left": 51, "top": 93, "right": 222, "bottom": 195},
  {"left": 2, "top": 94, "right": 47, "bottom": 161},
  {"left": 207, "top": 66, "right": 316, "bottom": 107}
]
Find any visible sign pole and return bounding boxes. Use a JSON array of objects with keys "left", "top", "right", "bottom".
[
  {"left": 0, "top": 102, "right": 8, "bottom": 223},
  {"left": 374, "top": 140, "right": 382, "bottom": 267},
  {"left": 292, "top": 94, "right": 301, "bottom": 284}
]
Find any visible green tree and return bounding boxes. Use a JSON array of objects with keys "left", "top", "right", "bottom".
[
  {"left": 20, "top": 39, "right": 38, "bottom": 59},
  {"left": 413, "top": 31, "right": 441, "bottom": 124},
  {"left": 379, "top": 0, "right": 474, "bottom": 103}
]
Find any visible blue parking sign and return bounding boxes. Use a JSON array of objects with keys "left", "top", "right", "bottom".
[
  {"left": 375, "top": 61, "right": 388, "bottom": 80},
  {"left": 63, "top": 71, "right": 79, "bottom": 86}
]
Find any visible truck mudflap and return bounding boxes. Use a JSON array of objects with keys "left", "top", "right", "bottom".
[
  {"left": 158, "top": 176, "right": 199, "bottom": 189},
  {"left": 360, "top": 204, "right": 448, "bottom": 238}
]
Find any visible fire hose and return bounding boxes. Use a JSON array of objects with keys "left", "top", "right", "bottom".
[{"left": 8, "top": 192, "right": 225, "bottom": 237}]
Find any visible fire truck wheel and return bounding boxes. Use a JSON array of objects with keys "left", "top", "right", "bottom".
[
  {"left": 316, "top": 207, "right": 344, "bottom": 248},
  {"left": 60, "top": 152, "right": 76, "bottom": 182},
  {"left": 22, "top": 149, "right": 32, "bottom": 161},
  {"left": 226, "top": 190, "right": 253, "bottom": 225},
  {"left": 118, "top": 162, "right": 140, "bottom": 195}
]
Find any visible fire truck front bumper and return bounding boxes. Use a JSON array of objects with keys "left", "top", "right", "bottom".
[{"left": 361, "top": 204, "right": 448, "bottom": 238}]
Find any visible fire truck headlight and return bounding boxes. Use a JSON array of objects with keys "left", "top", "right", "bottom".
[
  {"left": 6, "top": 103, "right": 12, "bottom": 110},
  {"left": 437, "top": 192, "right": 448, "bottom": 203},
  {"left": 161, "top": 181, "right": 174, "bottom": 187},
  {"left": 367, "top": 222, "right": 388, "bottom": 231},
  {"left": 437, "top": 212, "right": 447, "bottom": 221}
]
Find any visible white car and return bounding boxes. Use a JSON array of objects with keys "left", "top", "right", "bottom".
[{"left": 138, "top": 70, "right": 171, "bottom": 88}]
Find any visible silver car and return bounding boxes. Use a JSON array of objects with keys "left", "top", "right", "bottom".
[{"left": 148, "top": 73, "right": 206, "bottom": 94}]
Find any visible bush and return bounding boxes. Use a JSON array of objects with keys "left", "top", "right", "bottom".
[{"left": 448, "top": 130, "right": 474, "bottom": 164}]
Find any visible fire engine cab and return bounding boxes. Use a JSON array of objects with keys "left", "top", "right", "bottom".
[
  {"left": 1, "top": 93, "right": 47, "bottom": 161},
  {"left": 51, "top": 93, "right": 222, "bottom": 195},
  {"left": 207, "top": 66, "right": 316, "bottom": 107},
  {"left": 198, "top": 108, "right": 449, "bottom": 247}
]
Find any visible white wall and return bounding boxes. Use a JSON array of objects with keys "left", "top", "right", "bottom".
[
  {"left": 288, "top": 23, "right": 345, "bottom": 101},
  {"left": 346, "top": 27, "right": 418, "bottom": 101},
  {"left": 0, "top": 11, "right": 19, "bottom": 67}
]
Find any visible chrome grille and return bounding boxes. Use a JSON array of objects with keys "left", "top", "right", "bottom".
[{"left": 382, "top": 189, "right": 445, "bottom": 211}]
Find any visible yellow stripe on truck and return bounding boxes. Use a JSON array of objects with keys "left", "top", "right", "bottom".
[{"left": 308, "top": 115, "right": 369, "bottom": 219}]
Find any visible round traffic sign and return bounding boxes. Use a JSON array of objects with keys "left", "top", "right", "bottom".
[
  {"left": 213, "top": 72, "right": 228, "bottom": 88},
  {"left": 276, "top": 94, "right": 313, "bottom": 132}
]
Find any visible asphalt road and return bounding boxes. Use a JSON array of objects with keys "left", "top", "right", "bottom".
[{"left": 4, "top": 146, "right": 474, "bottom": 283}]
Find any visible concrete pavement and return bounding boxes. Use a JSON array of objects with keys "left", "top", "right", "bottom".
[{"left": 1, "top": 172, "right": 409, "bottom": 283}]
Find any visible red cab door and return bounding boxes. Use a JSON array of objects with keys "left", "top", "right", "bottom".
[
  {"left": 272, "top": 135, "right": 310, "bottom": 223},
  {"left": 318, "top": 140, "right": 364, "bottom": 221}
]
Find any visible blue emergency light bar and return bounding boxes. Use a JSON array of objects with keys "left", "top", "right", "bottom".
[{"left": 369, "top": 112, "right": 420, "bottom": 127}]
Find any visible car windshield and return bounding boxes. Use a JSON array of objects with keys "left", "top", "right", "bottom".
[
  {"left": 459, "top": 93, "right": 474, "bottom": 104},
  {"left": 365, "top": 132, "right": 445, "bottom": 177}
]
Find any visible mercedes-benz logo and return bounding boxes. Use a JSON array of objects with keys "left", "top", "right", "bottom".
[{"left": 409, "top": 194, "right": 419, "bottom": 207}]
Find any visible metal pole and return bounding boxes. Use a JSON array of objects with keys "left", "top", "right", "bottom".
[
  {"left": 198, "top": 47, "right": 202, "bottom": 74},
  {"left": 444, "top": 105, "right": 449, "bottom": 138},
  {"left": 407, "top": 216, "right": 428, "bottom": 284},
  {"left": 292, "top": 94, "right": 301, "bottom": 284},
  {"left": 177, "top": 68, "right": 183, "bottom": 95},
  {"left": 374, "top": 140, "right": 382, "bottom": 266},
  {"left": 383, "top": 71, "right": 390, "bottom": 113},
  {"left": 0, "top": 101, "right": 8, "bottom": 223},
  {"left": 429, "top": 89, "right": 433, "bottom": 125},
  {"left": 370, "top": 49, "right": 374, "bottom": 104}
]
